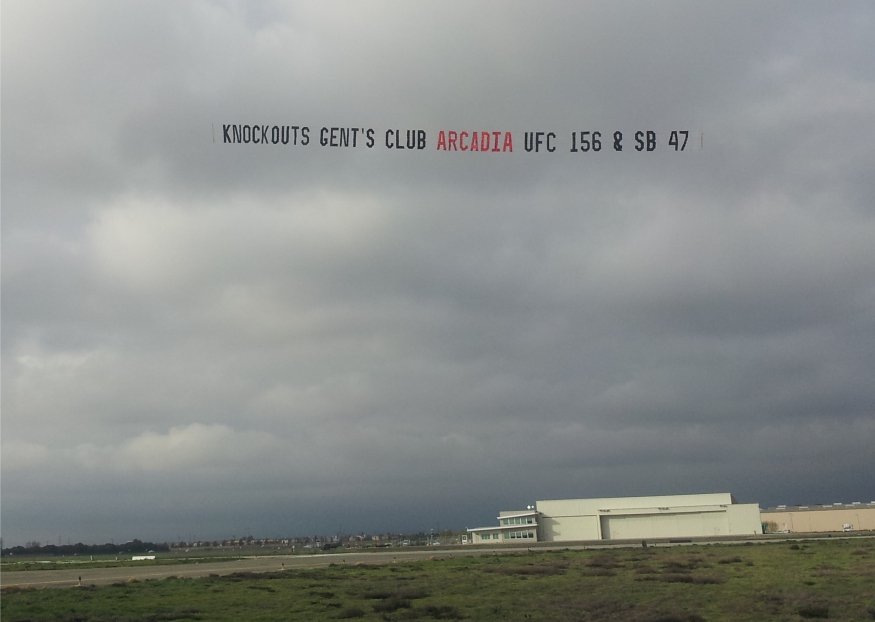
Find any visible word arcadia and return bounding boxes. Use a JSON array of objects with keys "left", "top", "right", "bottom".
[
  {"left": 220, "top": 125, "right": 694, "bottom": 152},
  {"left": 435, "top": 131, "right": 514, "bottom": 152}
]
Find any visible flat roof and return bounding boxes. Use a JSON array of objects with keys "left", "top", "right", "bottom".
[
  {"left": 763, "top": 503, "right": 875, "bottom": 512},
  {"left": 536, "top": 493, "right": 737, "bottom": 514},
  {"left": 496, "top": 511, "right": 539, "bottom": 520},
  {"left": 467, "top": 523, "right": 539, "bottom": 533}
]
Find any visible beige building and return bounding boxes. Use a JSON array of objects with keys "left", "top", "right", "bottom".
[
  {"left": 761, "top": 502, "right": 875, "bottom": 533},
  {"left": 468, "top": 509, "right": 540, "bottom": 544},
  {"left": 468, "top": 493, "right": 762, "bottom": 543}
]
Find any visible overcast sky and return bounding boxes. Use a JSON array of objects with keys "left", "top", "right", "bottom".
[{"left": 2, "top": 1, "right": 874, "bottom": 547}]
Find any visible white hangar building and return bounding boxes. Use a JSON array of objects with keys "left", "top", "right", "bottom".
[{"left": 468, "top": 493, "right": 762, "bottom": 543}]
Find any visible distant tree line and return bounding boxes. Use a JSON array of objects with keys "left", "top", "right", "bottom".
[{"left": 2, "top": 539, "right": 170, "bottom": 557}]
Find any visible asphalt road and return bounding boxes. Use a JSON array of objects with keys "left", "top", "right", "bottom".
[
  {"left": 2, "top": 548, "right": 507, "bottom": 589},
  {"left": 4, "top": 534, "right": 871, "bottom": 589}
]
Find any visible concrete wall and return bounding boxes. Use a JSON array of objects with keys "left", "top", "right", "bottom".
[
  {"left": 761, "top": 507, "right": 875, "bottom": 533},
  {"left": 471, "top": 493, "right": 760, "bottom": 544},
  {"left": 539, "top": 514, "right": 600, "bottom": 541},
  {"left": 471, "top": 528, "right": 538, "bottom": 543},
  {"left": 471, "top": 530, "right": 502, "bottom": 544},
  {"left": 727, "top": 504, "right": 763, "bottom": 536},
  {"left": 600, "top": 511, "right": 730, "bottom": 540},
  {"left": 536, "top": 493, "right": 734, "bottom": 518},
  {"left": 537, "top": 494, "right": 761, "bottom": 542}
]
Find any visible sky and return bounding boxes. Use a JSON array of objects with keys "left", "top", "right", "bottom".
[{"left": 2, "top": 1, "right": 874, "bottom": 547}]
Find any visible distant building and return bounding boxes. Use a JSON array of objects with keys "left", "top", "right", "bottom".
[
  {"left": 761, "top": 502, "right": 875, "bottom": 533},
  {"left": 468, "top": 493, "right": 762, "bottom": 543}
]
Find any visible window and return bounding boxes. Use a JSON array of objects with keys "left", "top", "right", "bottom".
[{"left": 502, "top": 516, "right": 536, "bottom": 526}]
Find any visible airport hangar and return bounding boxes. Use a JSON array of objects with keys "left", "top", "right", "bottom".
[
  {"left": 761, "top": 502, "right": 875, "bottom": 533},
  {"left": 467, "top": 493, "right": 762, "bottom": 543}
]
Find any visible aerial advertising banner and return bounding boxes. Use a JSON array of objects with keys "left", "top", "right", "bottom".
[{"left": 217, "top": 124, "right": 701, "bottom": 153}]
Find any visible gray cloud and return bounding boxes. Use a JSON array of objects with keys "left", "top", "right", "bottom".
[{"left": 2, "top": 0, "right": 874, "bottom": 546}]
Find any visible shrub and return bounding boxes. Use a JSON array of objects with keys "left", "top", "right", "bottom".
[
  {"left": 798, "top": 605, "right": 830, "bottom": 619},
  {"left": 423, "top": 604, "right": 463, "bottom": 619},
  {"left": 363, "top": 589, "right": 394, "bottom": 599},
  {"left": 662, "top": 560, "right": 697, "bottom": 571},
  {"left": 661, "top": 574, "right": 694, "bottom": 583},
  {"left": 585, "top": 556, "right": 617, "bottom": 569},
  {"left": 373, "top": 597, "right": 411, "bottom": 613},
  {"left": 580, "top": 568, "right": 616, "bottom": 577},
  {"left": 247, "top": 585, "right": 275, "bottom": 593},
  {"left": 483, "top": 565, "right": 565, "bottom": 576},
  {"left": 309, "top": 591, "right": 335, "bottom": 599},
  {"left": 396, "top": 587, "right": 428, "bottom": 599}
]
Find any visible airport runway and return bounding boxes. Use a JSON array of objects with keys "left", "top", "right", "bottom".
[
  {"left": 3, "top": 534, "right": 870, "bottom": 589},
  {"left": 1, "top": 548, "right": 508, "bottom": 589}
]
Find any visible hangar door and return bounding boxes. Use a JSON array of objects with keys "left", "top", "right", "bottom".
[
  {"left": 541, "top": 515, "right": 600, "bottom": 541},
  {"left": 600, "top": 511, "right": 728, "bottom": 540}
]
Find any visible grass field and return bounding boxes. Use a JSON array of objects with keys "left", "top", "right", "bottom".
[
  {"left": 0, "top": 556, "right": 245, "bottom": 572},
  {"left": 3, "top": 538, "right": 874, "bottom": 621}
]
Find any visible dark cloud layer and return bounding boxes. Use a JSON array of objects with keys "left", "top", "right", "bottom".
[{"left": 2, "top": 1, "right": 874, "bottom": 546}]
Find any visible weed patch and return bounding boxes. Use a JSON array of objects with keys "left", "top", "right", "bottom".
[
  {"left": 661, "top": 573, "right": 695, "bottom": 583},
  {"left": 3, "top": 539, "right": 874, "bottom": 621},
  {"left": 309, "top": 590, "right": 335, "bottom": 598},
  {"left": 482, "top": 564, "right": 565, "bottom": 576},
  {"left": 798, "top": 604, "right": 830, "bottom": 619},
  {"left": 423, "top": 604, "right": 463, "bottom": 619},
  {"left": 372, "top": 596, "right": 411, "bottom": 612},
  {"left": 581, "top": 568, "right": 616, "bottom": 577},
  {"left": 247, "top": 584, "right": 275, "bottom": 592},
  {"left": 585, "top": 555, "right": 619, "bottom": 569}
]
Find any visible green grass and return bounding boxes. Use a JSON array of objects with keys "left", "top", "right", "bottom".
[{"left": 3, "top": 539, "right": 875, "bottom": 621}]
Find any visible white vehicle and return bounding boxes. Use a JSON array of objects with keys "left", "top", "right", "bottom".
[{"left": 842, "top": 524, "right": 854, "bottom": 532}]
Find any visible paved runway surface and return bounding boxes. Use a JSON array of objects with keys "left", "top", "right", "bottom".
[
  {"left": 1, "top": 548, "right": 518, "bottom": 589},
  {"left": 4, "top": 535, "right": 870, "bottom": 589}
]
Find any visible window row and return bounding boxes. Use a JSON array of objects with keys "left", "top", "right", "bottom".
[
  {"left": 505, "top": 531, "right": 535, "bottom": 539},
  {"left": 501, "top": 516, "right": 535, "bottom": 525}
]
